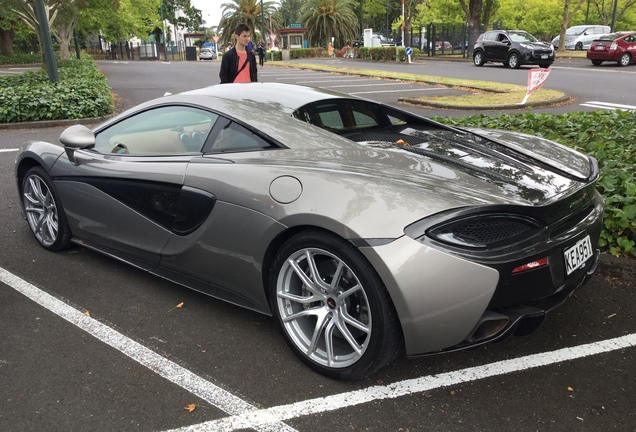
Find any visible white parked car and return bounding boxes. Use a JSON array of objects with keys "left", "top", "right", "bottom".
[{"left": 552, "top": 25, "right": 611, "bottom": 50}]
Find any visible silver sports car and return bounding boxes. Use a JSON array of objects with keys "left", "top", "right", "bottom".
[{"left": 15, "top": 83, "right": 604, "bottom": 379}]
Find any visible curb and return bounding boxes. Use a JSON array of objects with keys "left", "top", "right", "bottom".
[
  {"left": 0, "top": 115, "right": 113, "bottom": 131},
  {"left": 399, "top": 94, "right": 573, "bottom": 110}
]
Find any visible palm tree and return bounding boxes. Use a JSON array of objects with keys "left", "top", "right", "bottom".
[
  {"left": 300, "top": 0, "right": 358, "bottom": 48},
  {"left": 218, "top": 0, "right": 278, "bottom": 47}
]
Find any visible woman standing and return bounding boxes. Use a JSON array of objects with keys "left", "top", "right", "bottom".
[{"left": 256, "top": 39, "right": 265, "bottom": 67}]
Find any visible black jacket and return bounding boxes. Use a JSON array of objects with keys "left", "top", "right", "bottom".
[{"left": 219, "top": 48, "right": 258, "bottom": 83}]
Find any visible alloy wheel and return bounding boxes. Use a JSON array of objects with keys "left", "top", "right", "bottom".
[
  {"left": 23, "top": 173, "right": 59, "bottom": 247},
  {"left": 275, "top": 247, "right": 372, "bottom": 369}
]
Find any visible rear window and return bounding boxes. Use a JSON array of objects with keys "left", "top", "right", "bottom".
[
  {"left": 596, "top": 33, "right": 623, "bottom": 41},
  {"left": 292, "top": 99, "right": 392, "bottom": 132}
]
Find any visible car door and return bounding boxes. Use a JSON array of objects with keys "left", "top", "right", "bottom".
[
  {"left": 489, "top": 32, "right": 511, "bottom": 61},
  {"left": 50, "top": 105, "right": 219, "bottom": 268},
  {"left": 157, "top": 118, "right": 281, "bottom": 313}
]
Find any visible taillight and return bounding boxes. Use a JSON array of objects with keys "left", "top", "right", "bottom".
[
  {"left": 512, "top": 257, "right": 548, "bottom": 274},
  {"left": 610, "top": 42, "right": 618, "bottom": 50}
]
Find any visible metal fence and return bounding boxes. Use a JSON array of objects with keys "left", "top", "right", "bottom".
[{"left": 85, "top": 40, "right": 188, "bottom": 61}]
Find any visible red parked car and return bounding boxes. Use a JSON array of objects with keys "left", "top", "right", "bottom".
[{"left": 587, "top": 31, "right": 636, "bottom": 66}]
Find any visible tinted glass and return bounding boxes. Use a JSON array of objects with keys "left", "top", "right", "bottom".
[{"left": 94, "top": 106, "right": 218, "bottom": 155}]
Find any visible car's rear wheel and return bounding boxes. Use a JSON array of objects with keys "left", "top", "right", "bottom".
[
  {"left": 269, "top": 230, "right": 403, "bottom": 379},
  {"left": 618, "top": 53, "right": 631, "bottom": 67},
  {"left": 21, "top": 166, "right": 72, "bottom": 251},
  {"left": 591, "top": 59, "right": 603, "bottom": 66},
  {"left": 506, "top": 52, "right": 521, "bottom": 69},
  {"left": 473, "top": 50, "right": 485, "bottom": 66},
  {"left": 575, "top": 42, "right": 583, "bottom": 50}
]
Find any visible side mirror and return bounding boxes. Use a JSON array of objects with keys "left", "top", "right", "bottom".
[
  {"left": 59, "top": 124, "right": 95, "bottom": 165},
  {"left": 60, "top": 124, "right": 96, "bottom": 148}
]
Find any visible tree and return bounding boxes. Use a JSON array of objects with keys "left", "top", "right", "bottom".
[
  {"left": 299, "top": 0, "right": 359, "bottom": 48},
  {"left": 458, "top": 0, "right": 498, "bottom": 35},
  {"left": 278, "top": 0, "right": 304, "bottom": 26},
  {"left": 556, "top": 0, "right": 588, "bottom": 50},
  {"left": 590, "top": 0, "right": 636, "bottom": 27},
  {"left": 218, "top": 0, "right": 278, "bottom": 46}
]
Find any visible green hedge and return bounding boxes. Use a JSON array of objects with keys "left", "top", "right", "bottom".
[
  {"left": 0, "top": 53, "right": 42, "bottom": 65},
  {"left": 0, "top": 56, "right": 114, "bottom": 123},
  {"left": 434, "top": 111, "right": 636, "bottom": 258}
]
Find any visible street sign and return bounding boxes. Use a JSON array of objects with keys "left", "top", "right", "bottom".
[
  {"left": 271, "top": 34, "right": 277, "bottom": 43},
  {"left": 290, "top": 23, "right": 302, "bottom": 28},
  {"left": 405, "top": 47, "right": 413, "bottom": 56},
  {"left": 212, "top": 36, "right": 219, "bottom": 43}
]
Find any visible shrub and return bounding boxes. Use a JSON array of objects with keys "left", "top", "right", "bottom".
[
  {"left": 0, "top": 56, "right": 114, "bottom": 123},
  {"left": 0, "top": 53, "right": 42, "bottom": 65},
  {"left": 434, "top": 111, "right": 636, "bottom": 258}
]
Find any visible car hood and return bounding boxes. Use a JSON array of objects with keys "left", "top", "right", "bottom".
[{"left": 519, "top": 41, "right": 553, "bottom": 49}]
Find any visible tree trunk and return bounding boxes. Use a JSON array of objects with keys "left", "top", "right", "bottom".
[
  {"left": 558, "top": 0, "right": 588, "bottom": 52},
  {"left": 0, "top": 28, "right": 15, "bottom": 55}
]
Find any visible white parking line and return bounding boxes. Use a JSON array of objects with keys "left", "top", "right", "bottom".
[
  {"left": 351, "top": 88, "right": 446, "bottom": 95},
  {"left": 167, "top": 333, "right": 636, "bottom": 432},
  {"left": 300, "top": 82, "right": 411, "bottom": 88},
  {"left": 0, "top": 267, "right": 297, "bottom": 432},
  {"left": 580, "top": 101, "right": 636, "bottom": 111},
  {"left": 0, "top": 148, "right": 19, "bottom": 153}
]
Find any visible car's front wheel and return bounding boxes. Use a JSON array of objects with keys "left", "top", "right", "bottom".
[
  {"left": 269, "top": 230, "right": 403, "bottom": 379},
  {"left": 506, "top": 52, "right": 521, "bottom": 69},
  {"left": 473, "top": 50, "right": 485, "bottom": 66},
  {"left": 591, "top": 59, "right": 603, "bottom": 66},
  {"left": 618, "top": 53, "right": 631, "bottom": 67},
  {"left": 21, "top": 166, "right": 72, "bottom": 251},
  {"left": 575, "top": 42, "right": 583, "bottom": 50}
]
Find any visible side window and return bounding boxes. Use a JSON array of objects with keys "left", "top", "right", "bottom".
[
  {"left": 210, "top": 121, "right": 271, "bottom": 152},
  {"left": 485, "top": 33, "right": 497, "bottom": 42},
  {"left": 94, "top": 106, "right": 218, "bottom": 156}
]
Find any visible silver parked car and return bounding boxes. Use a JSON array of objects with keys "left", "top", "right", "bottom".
[
  {"left": 199, "top": 47, "right": 217, "bottom": 60},
  {"left": 15, "top": 83, "right": 604, "bottom": 379},
  {"left": 552, "top": 25, "right": 611, "bottom": 50}
]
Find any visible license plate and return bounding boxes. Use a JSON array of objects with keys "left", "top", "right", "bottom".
[
  {"left": 541, "top": 54, "right": 548, "bottom": 59},
  {"left": 595, "top": 46, "right": 605, "bottom": 50},
  {"left": 564, "top": 235, "right": 593, "bottom": 276}
]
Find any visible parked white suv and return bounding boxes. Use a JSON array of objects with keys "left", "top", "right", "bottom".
[{"left": 552, "top": 25, "right": 611, "bottom": 50}]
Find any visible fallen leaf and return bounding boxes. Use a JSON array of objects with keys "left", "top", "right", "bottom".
[
  {"left": 567, "top": 387, "right": 574, "bottom": 392},
  {"left": 169, "top": 302, "right": 185, "bottom": 312},
  {"left": 450, "top": 390, "right": 456, "bottom": 395},
  {"left": 607, "top": 313, "right": 617, "bottom": 319},
  {"left": 184, "top": 403, "right": 196, "bottom": 413},
  {"left": 395, "top": 139, "right": 409, "bottom": 146},
  {"left": 84, "top": 311, "right": 91, "bottom": 317}
]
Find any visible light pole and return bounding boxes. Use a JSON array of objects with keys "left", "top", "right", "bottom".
[
  {"left": 34, "top": 0, "right": 58, "bottom": 83},
  {"left": 261, "top": 0, "right": 266, "bottom": 62},
  {"left": 160, "top": 0, "right": 168, "bottom": 61}
]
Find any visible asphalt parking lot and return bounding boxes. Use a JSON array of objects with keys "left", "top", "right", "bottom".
[{"left": 1, "top": 61, "right": 635, "bottom": 431}]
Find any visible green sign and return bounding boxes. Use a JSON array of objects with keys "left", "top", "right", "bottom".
[{"left": 289, "top": 23, "right": 302, "bottom": 28}]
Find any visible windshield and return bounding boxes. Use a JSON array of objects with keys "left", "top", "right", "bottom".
[
  {"left": 509, "top": 32, "right": 539, "bottom": 43},
  {"left": 566, "top": 27, "right": 587, "bottom": 35}
]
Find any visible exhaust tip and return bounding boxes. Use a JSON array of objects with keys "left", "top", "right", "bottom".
[{"left": 466, "top": 312, "right": 509, "bottom": 343}]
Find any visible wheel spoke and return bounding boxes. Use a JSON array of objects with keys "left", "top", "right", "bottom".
[
  {"left": 281, "top": 305, "right": 325, "bottom": 324},
  {"left": 277, "top": 290, "right": 317, "bottom": 305},
  {"left": 328, "top": 260, "right": 345, "bottom": 292},
  {"left": 288, "top": 253, "right": 324, "bottom": 296},
  {"left": 340, "top": 306, "right": 370, "bottom": 334},
  {"left": 334, "top": 314, "right": 365, "bottom": 356},
  {"left": 323, "top": 319, "right": 337, "bottom": 366},
  {"left": 307, "top": 308, "right": 330, "bottom": 356}
]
